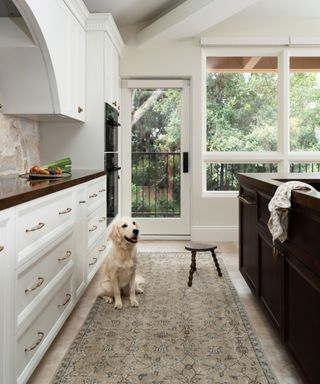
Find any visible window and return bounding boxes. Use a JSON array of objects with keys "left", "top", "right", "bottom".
[{"left": 204, "top": 50, "right": 320, "bottom": 192}]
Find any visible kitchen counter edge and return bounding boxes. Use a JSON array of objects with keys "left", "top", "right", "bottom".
[{"left": 0, "top": 170, "right": 106, "bottom": 211}]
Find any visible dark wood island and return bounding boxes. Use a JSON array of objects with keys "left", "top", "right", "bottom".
[{"left": 238, "top": 173, "right": 320, "bottom": 384}]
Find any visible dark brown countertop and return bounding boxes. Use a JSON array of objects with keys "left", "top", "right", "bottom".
[
  {"left": 239, "top": 173, "right": 320, "bottom": 212},
  {"left": 0, "top": 169, "right": 106, "bottom": 211}
]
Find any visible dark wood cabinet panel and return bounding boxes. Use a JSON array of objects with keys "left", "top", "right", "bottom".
[
  {"left": 259, "top": 232, "right": 282, "bottom": 331},
  {"left": 285, "top": 258, "right": 320, "bottom": 384},
  {"left": 239, "top": 184, "right": 258, "bottom": 292}
]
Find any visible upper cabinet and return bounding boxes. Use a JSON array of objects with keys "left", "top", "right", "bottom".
[
  {"left": 0, "top": 0, "right": 87, "bottom": 122},
  {"left": 87, "top": 14, "right": 123, "bottom": 111},
  {"left": 104, "top": 33, "right": 120, "bottom": 111}
]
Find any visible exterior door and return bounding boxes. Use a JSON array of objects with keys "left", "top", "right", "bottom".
[{"left": 121, "top": 79, "right": 190, "bottom": 236}]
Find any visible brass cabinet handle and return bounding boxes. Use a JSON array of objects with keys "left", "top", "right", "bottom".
[
  {"left": 58, "top": 293, "right": 71, "bottom": 308},
  {"left": 99, "top": 217, "right": 106, "bottom": 222},
  {"left": 59, "top": 207, "right": 72, "bottom": 215},
  {"left": 89, "top": 257, "right": 98, "bottom": 266},
  {"left": 272, "top": 247, "right": 283, "bottom": 260},
  {"left": 89, "top": 225, "right": 97, "bottom": 232},
  {"left": 112, "top": 100, "right": 117, "bottom": 107},
  {"left": 58, "top": 250, "right": 72, "bottom": 262},
  {"left": 99, "top": 188, "right": 106, "bottom": 193},
  {"left": 24, "top": 332, "right": 44, "bottom": 352},
  {"left": 99, "top": 245, "right": 106, "bottom": 252},
  {"left": 79, "top": 200, "right": 86, "bottom": 204},
  {"left": 89, "top": 193, "right": 98, "bottom": 198},
  {"left": 237, "top": 195, "right": 256, "bottom": 205},
  {"left": 0, "top": 245, "right": 4, "bottom": 252},
  {"left": 26, "top": 222, "right": 45, "bottom": 233},
  {"left": 25, "top": 277, "right": 45, "bottom": 293},
  {"left": 78, "top": 106, "right": 83, "bottom": 113}
]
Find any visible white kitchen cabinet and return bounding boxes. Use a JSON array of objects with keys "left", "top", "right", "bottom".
[
  {"left": 25, "top": 0, "right": 86, "bottom": 121},
  {"left": 104, "top": 32, "right": 120, "bottom": 110},
  {"left": 0, "top": 208, "right": 16, "bottom": 384},
  {"left": 0, "top": 174, "right": 109, "bottom": 383},
  {"left": 1, "top": 0, "right": 87, "bottom": 121}
]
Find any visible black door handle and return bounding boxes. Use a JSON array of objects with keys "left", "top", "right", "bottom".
[{"left": 183, "top": 152, "right": 189, "bottom": 173}]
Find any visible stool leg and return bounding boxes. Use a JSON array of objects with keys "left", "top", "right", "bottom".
[
  {"left": 211, "top": 250, "right": 222, "bottom": 277},
  {"left": 188, "top": 251, "right": 197, "bottom": 287}
]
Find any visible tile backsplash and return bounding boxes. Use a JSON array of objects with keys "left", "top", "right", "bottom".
[{"left": 0, "top": 112, "right": 40, "bottom": 175}]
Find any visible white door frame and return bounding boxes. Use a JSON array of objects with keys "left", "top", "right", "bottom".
[{"left": 121, "top": 79, "right": 191, "bottom": 237}]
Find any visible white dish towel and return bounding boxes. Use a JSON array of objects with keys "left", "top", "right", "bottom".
[{"left": 268, "top": 181, "right": 316, "bottom": 243}]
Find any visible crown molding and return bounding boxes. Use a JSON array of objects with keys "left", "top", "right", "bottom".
[
  {"left": 86, "top": 14, "right": 124, "bottom": 55},
  {"left": 64, "top": 0, "right": 89, "bottom": 29}
]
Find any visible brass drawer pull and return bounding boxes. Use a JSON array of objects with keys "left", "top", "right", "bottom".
[
  {"left": 26, "top": 222, "right": 45, "bottom": 232},
  {"left": 59, "top": 207, "right": 72, "bottom": 215},
  {"left": 79, "top": 200, "right": 86, "bottom": 204},
  {"left": 58, "top": 293, "right": 71, "bottom": 308},
  {"left": 237, "top": 195, "right": 256, "bottom": 205},
  {"left": 89, "top": 193, "right": 98, "bottom": 198},
  {"left": 58, "top": 250, "right": 72, "bottom": 262},
  {"left": 89, "top": 225, "right": 97, "bottom": 232},
  {"left": 99, "top": 245, "right": 106, "bottom": 252},
  {"left": 99, "top": 216, "right": 106, "bottom": 222},
  {"left": 25, "top": 277, "right": 45, "bottom": 293},
  {"left": 0, "top": 245, "right": 4, "bottom": 252},
  {"left": 89, "top": 257, "right": 98, "bottom": 266},
  {"left": 24, "top": 332, "right": 44, "bottom": 352},
  {"left": 99, "top": 188, "right": 106, "bottom": 193}
]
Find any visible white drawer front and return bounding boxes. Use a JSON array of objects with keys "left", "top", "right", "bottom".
[
  {"left": 16, "top": 277, "right": 72, "bottom": 379},
  {"left": 87, "top": 203, "right": 107, "bottom": 247},
  {"left": 16, "top": 233, "right": 73, "bottom": 318},
  {"left": 87, "top": 236, "right": 108, "bottom": 276},
  {"left": 16, "top": 190, "right": 74, "bottom": 256},
  {"left": 87, "top": 176, "right": 106, "bottom": 213}
]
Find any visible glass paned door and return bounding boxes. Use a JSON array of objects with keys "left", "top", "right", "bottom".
[{"left": 122, "top": 80, "right": 190, "bottom": 236}]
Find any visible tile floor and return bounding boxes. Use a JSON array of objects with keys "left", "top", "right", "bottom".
[{"left": 27, "top": 241, "right": 303, "bottom": 384}]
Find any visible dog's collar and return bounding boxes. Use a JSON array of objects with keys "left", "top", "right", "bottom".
[{"left": 124, "top": 236, "right": 138, "bottom": 244}]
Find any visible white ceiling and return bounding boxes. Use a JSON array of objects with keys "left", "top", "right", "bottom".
[
  {"left": 83, "top": 0, "right": 186, "bottom": 27},
  {"left": 82, "top": 0, "right": 320, "bottom": 45},
  {"left": 238, "top": 0, "right": 320, "bottom": 18}
]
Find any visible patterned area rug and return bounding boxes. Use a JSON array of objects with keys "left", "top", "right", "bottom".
[{"left": 52, "top": 252, "right": 278, "bottom": 384}]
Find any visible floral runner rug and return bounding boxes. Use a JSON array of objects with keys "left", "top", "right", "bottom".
[{"left": 52, "top": 252, "right": 278, "bottom": 384}]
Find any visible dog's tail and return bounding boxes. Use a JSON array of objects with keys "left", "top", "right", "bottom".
[{"left": 136, "top": 274, "right": 145, "bottom": 286}]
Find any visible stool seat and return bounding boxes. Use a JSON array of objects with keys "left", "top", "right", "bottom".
[
  {"left": 184, "top": 242, "right": 217, "bottom": 252},
  {"left": 185, "top": 241, "right": 222, "bottom": 287}
]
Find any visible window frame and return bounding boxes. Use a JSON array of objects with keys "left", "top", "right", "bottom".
[{"left": 202, "top": 46, "right": 320, "bottom": 196}]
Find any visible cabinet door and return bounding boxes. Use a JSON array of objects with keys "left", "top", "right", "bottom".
[
  {"left": 26, "top": 0, "right": 85, "bottom": 121},
  {"left": 104, "top": 33, "right": 120, "bottom": 109},
  {"left": 0, "top": 208, "right": 15, "bottom": 384},
  {"left": 71, "top": 14, "right": 85, "bottom": 121},
  {"left": 259, "top": 232, "right": 282, "bottom": 331},
  {"left": 239, "top": 184, "right": 258, "bottom": 292},
  {"left": 285, "top": 257, "right": 320, "bottom": 384}
]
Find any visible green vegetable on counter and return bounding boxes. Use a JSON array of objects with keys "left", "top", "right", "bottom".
[{"left": 41, "top": 157, "right": 72, "bottom": 174}]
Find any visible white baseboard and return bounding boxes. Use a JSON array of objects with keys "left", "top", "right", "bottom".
[
  {"left": 191, "top": 225, "right": 238, "bottom": 242},
  {"left": 140, "top": 235, "right": 191, "bottom": 240}
]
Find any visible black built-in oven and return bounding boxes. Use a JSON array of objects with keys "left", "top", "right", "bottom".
[{"left": 105, "top": 103, "right": 120, "bottom": 224}]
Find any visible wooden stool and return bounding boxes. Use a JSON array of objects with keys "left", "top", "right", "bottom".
[{"left": 185, "top": 242, "right": 222, "bottom": 287}]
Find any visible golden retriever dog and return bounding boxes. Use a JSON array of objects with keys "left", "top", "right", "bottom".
[{"left": 99, "top": 217, "right": 144, "bottom": 309}]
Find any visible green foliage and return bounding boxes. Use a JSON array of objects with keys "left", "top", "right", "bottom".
[{"left": 206, "top": 72, "right": 278, "bottom": 152}]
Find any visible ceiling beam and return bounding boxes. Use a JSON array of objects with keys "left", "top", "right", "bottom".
[
  {"left": 242, "top": 56, "right": 262, "bottom": 70},
  {"left": 137, "top": 0, "right": 261, "bottom": 45}
]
